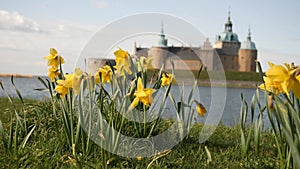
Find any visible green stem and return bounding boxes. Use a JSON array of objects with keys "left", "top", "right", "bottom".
[{"left": 143, "top": 105, "right": 147, "bottom": 137}]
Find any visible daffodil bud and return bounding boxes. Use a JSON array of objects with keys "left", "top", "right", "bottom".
[
  {"left": 268, "top": 94, "right": 274, "bottom": 110},
  {"left": 193, "top": 100, "right": 207, "bottom": 117}
]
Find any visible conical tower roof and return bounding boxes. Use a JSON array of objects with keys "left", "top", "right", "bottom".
[{"left": 240, "top": 28, "right": 256, "bottom": 50}]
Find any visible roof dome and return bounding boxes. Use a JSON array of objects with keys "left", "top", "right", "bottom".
[
  {"left": 217, "top": 32, "right": 239, "bottom": 42},
  {"left": 240, "top": 29, "right": 256, "bottom": 50},
  {"left": 216, "top": 11, "right": 239, "bottom": 43}
]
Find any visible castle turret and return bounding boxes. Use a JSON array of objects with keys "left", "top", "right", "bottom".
[
  {"left": 148, "top": 23, "right": 168, "bottom": 69},
  {"left": 238, "top": 28, "right": 257, "bottom": 72},
  {"left": 213, "top": 11, "right": 241, "bottom": 71}
]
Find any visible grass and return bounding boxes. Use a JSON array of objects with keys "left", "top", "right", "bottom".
[
  {"left": 180, "top": 70, "right": 262, "bottom": 81},
  {"left": 0, "top": 98, "right": 36, "bottom": 124},
  {"left": 0, "top": 97, "right": 279, "bottom": 168},
  {"left": 149, "top": 69, "right": 262, "bottom": 82}
]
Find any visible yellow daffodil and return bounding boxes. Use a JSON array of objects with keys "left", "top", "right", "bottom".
[
  {"left": 193, "top": 100, "right": 207, "bottom": 117},
  {"left": 63, "top": 74, "right": 74, "bottom": 88},
  {"left": 45, "top": 48, "right": 65, "bottom": 68},
  {"left": 137, "top": 56, "right": 153, "bottom": 72},
  {"left": 258, "top": 76, "right": 284, "bottom": 95},
  {"left": 161, "top": 72, "right": 176, "bottom": 87},
  {"left": 95, "top": 65, "right": 113, "bottom": 84},
  {"left": 54, "top": 73, "right": 73, "bottom": 97},
  {"left": 48, "top": 67, "right": 60, "bottom": 82},
  {"left": 129, "top": 77, "right": 156, "bottom": 110},
  {"left": 54, "top": 84, "right": 69, "bottom": 98},
  {"left": 259, "top": 62, "right": 300, "bottom": 98},
  {"left": 114, "top": 48, "right": 132, "bottom": 76}
]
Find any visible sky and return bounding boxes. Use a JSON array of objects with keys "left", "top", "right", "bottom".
[{"left": 0, "top": 0, "right": 300, "bottom": 75}]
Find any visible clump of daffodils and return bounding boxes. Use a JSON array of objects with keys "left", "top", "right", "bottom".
[
  {"left": 44, "top": 49, "right": 87, "bottom": 97},
  {"left": 44, "top": 47, "right": 206, "bottom": 117}
]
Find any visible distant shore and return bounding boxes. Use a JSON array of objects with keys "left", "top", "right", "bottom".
[
  {"left": 198, "top": 79, "right": 259, "bottom": 88},
  {"left": 0, "top": 74, "right": 33, "bottom": 78}
]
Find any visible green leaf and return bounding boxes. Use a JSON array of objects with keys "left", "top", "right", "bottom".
[
  {"left": 21, "top": 125, "right": 36, "bottom": 149},
  {"left": 205, "top": 146, "right": 212, "bottom": 164}
]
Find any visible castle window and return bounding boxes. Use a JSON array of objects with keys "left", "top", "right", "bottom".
[{"left": 230, "top": 35, "right": 234, "bottom": 41}]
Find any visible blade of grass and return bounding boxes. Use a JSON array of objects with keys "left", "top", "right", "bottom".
[
  {"left": 10, "top": 76, "right": 24, "bottom": 106},
  {"left": 0, "top": 119, "right": 8, "bottom": 149},
  {"left": 20, "top": 124, "right": 36, "bottom": 149}
]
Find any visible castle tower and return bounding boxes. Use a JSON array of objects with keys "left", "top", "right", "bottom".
[
  {"left": 238, "top": 28, "right": 257, "bottom": 72},
  {"left": 199, "top": 38, "right": 215, "bottom": 70},
  {"left": 148, "top": 23, "right": 169, "bottom": 69},
  {"left": 213, "top": 11, "right": 241, "bottom": 71}
]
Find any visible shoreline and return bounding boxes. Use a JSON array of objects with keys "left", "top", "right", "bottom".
[
  {"left": 0, "top": 74, "right": 33, "bottom": 78},
  {"left": 198, "top": 79, "right": 259, "bottom": 88}
]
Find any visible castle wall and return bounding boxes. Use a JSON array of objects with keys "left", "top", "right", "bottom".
[
  {"left": 148, "top": 47, "right": 168, "bottom": 69},
  {"left": 165, "top": 59, "right": 202, "bottom": 70},
  {"left": 213, "top": 41, "right": 241, "bottom": 71},
  {"left": 238, "top": 49, "right": 257, "bottom": 72},
  {"left": 219, "top": 55, "right": 239, "bottom": 71},
  {"left": 214, "top": 41, "right": 241, "bottom": 56},
  {"left": 212, "top": 51, "right": 224, "bottom": 71},
  {"left": 135, "top": 47, "right": 149, "bottom": 58}
]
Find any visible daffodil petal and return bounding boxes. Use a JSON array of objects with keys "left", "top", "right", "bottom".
[
  {"left": 291, "top": 80, "right": 300, "bottom": 99},
  {"left": 266, "top": 65, "right": 289, "bottom": 81},
  {"left": 137, "top": 77, "right": 144, "bottom": 92},
  {"left": 73, "top": 68, "right": 83, "bottom": 95},
  {"left": 129, "top": 98, "right": 140, "bottom": 110},
  {"left": 50, "top": 48, "right": 58, "bottom": 56}
]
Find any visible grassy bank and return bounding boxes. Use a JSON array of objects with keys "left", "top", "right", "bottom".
[
  {"left": 0, "top": 98, "right": 278, "bottom": 168},
  {"left": 176, "top": 70, "right": 262, "bottom": 81}
]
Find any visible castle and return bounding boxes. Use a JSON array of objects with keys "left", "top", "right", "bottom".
[{"left": 87, "top": 12, "right": 257, "bottom": 74}]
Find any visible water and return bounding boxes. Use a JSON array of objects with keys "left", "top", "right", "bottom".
[
  {"left": 0, "top": 76, "right": 50, "bottom": 100},
  {"left": 0, "top": 76, "right": 268, "bottom": 127}
]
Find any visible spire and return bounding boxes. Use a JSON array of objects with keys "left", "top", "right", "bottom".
[
  {"left": 161, "top": 20, "right": 164, "bottom": 34},
  {"left": 157, "top": 21, "right": 168, "bottom": 47},
  {"left": 225, "top": 9, "right": 232, "bottom": 32},
  {"left": 247, "top": 26, "right": 251, "bottom": 41},
  {"left": 240, "top": 26, "right": 256, "bottom": 50}
]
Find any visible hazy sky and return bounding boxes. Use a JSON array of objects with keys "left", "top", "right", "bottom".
[{"left": 1, "top": 0, "right": 300, "bottom": 75}]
